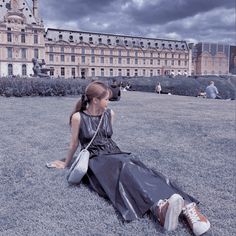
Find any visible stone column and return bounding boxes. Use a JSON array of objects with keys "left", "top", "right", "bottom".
[
  {"left": 33, "top": 0, "right": 39, "bottom": 19},
  {"left": 188, "top": 43, "right": 194, "bottom": 76}
]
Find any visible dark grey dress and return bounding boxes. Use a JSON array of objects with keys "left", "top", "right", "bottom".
[{"left": 79, "top": 109, "right": 198, "bottom": 221}]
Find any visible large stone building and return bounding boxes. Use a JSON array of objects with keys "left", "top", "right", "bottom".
[
  {"left": 0, "top": 0, "right": 45, "bottom": 77},
  {"left": 0, "top": 0, "right": 234, "bottom": 78},
  {"left": 45, "top": 28, "right": 192, "bottom": 78},
  {"left": 192, "top": 42, "right": 231, "bottom": 76}
]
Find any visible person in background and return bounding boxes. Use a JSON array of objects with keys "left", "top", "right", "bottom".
[
  {"left": 155, "top": 82, "right": 162, "bottom": 94},
  {"left": 49, "top": 81, "right": 210, "bottom": 236},
  {"left": 205, "top": 81, "right": 221, "bottom": 99},
  {"left": 109, "top": 79, "right": 121, "bottom": 101},
  {"left": 125, "top": 82, "right": 132, "bottom": 91}
]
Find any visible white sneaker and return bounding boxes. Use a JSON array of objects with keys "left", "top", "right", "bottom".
[
  {"left": 151, "top": 193, "right": 184, "bottom": 231},
  {"left": 183, "top": 203, "right": 210, "bottom": 236}
]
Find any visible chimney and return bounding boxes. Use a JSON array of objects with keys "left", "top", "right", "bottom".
[{"left": 32, "top": 0, "right": 38, "bottom": 19}]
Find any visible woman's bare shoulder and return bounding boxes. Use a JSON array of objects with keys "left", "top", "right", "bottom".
[
  {"left": 72, "top": 112, "right": 81, "bottom": 122},
  {"left": 110, "top": 109, "right": 115, "bottom": 116}
]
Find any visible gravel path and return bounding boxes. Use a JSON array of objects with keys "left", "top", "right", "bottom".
[{"left": 0, "top": 92, "right": 235, "bottom": 236}]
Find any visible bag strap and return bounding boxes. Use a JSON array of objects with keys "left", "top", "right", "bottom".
[{"left": 84, "top": 111, "right": 105, "bottom": 150}]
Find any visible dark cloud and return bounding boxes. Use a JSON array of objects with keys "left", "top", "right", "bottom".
[
  {"left": 40, "top": 0, "right": 118, "bottom": 21},
  {"left": 39, "top": 0, "right": 236, "bottom": 44},
  {"left": 125, "top": 0, "right": 235, "bottom": 25}
]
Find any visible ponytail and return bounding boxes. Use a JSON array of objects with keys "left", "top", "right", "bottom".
[{"left": 69, "top": 94, "right": 89, "bottom": 125}]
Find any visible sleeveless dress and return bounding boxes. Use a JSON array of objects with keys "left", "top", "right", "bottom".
[{"left": 79, "top": 109, "right": 198, "bottom": 221}]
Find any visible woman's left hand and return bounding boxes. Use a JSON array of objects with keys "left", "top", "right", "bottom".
[{"left": 46, "top": 160, "right": 66, "bottom": 169}]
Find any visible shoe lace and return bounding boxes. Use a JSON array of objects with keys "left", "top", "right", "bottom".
[
  {"left": 158, "top": 199, "right": 167, "bottom": 208},
  {"left": 184, "top": 203, "right": 200, "bottom": 224}
]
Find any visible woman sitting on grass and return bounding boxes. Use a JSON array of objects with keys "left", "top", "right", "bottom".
[{"left": 50, "top": 81, "right": 210, "bottom": 236}]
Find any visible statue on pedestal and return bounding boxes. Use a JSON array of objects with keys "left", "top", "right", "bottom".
[
  {"left": 32, "top": 58, "right": 53, "bottom": 78},
  {"left": 11, "top": 0, "right": 20, "bottom": 12}
]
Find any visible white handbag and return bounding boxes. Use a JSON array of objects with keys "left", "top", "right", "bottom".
[{"left": 67, "top": 112, "right": 104, "bottom": 184}]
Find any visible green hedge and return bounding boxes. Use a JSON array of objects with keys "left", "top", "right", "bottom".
[
  {"left": 0, "top": 76, "right": 235, "bottom": 99},
  {"left": 0, "top": 77, "right": 90, "bottom": 97}
]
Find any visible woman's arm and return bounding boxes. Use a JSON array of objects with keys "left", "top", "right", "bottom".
[
  {"left": 64, "top": 112, "right": 81, "bottom": 167},
  {"left": 51, "top": 112, "right": 81, "bottom": 169},
  {"left": 110, "top": 109, "right": 115, "bottom": 125}
]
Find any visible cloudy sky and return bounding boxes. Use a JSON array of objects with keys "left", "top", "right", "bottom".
[{"left": 37, "top": 0, "right": 235, "bottom": 44}]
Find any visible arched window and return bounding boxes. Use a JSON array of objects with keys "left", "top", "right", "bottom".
[
  {"left": 8, "top": 64, "right": 13, "bottom": 76},
  {"left": 22, "top": 64, "right": 27, "bottom": 76}
]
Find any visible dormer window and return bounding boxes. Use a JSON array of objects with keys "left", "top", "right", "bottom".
[
  {"left": 89, "top": 37, "right": 93, "bottom": 42},
  {"left": 79, "top": 36, "right": 83, "bottom": 41},
  {"left": 69, "top": 35, "right": 73, "bottom": 41}
]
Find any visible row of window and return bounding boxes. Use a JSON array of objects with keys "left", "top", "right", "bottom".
[
  {"left": 7, "top": 32, "right": 39, "bottom": 44},
  {"left": 204, "top": 59, "right": 227, "bottom": 66},
  {"left": 203, "top": 71, "right": 228, "bottom": 75},
  {"left": 48, "top": 46, "right": 188, "bottom": 59},
  {"left": 57, "top": 34, "right": 186, "bottom": 50},
  {"left": 52, "top": 67, "right": 187, "bottom": 77},
  {"left": 7, "top": 64, "right": 27, "bottom": 76},
  {"left": 5, "top": 64, "right": 187, "bottom": 77},
  {"left": 6, "top": 47, "right": 39, "bottom": 59},
  {"left": 49, "top": 54, "right": 188, "bottom": 66}
]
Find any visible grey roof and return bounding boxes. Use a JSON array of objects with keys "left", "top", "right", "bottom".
[
  {"left": 45, "top": 28, "right": 189, "bottom": 51},
  {"left": 0, "top": 0, "right": 39, "bottom": 25}
]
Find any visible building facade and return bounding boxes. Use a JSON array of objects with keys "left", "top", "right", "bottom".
[
  {"left": 45, "top": 28, "right": 191, "bottom": 78},
  {"left": 192, "top": 42, "right": 230, "bottom": 76},
  {"left": 0, "top": 0, "right": 45, "bottom": 77}
]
